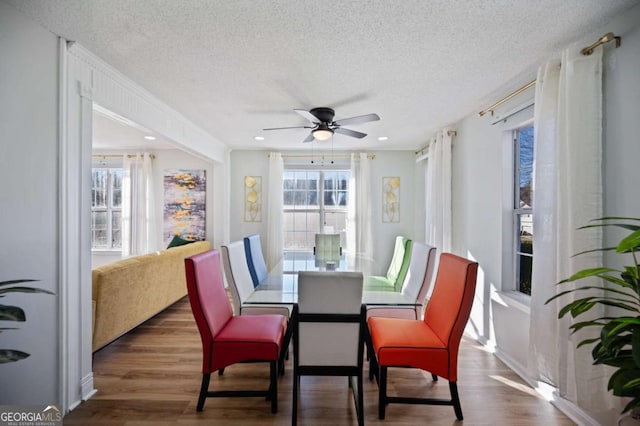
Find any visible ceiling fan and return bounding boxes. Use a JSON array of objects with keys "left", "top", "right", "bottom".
[{"left": 263, "top": 107, "right": 380, "bottom": 143}]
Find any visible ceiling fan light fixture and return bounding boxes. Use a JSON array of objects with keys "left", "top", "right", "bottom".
[{"left": 313, "top": 128, "right": 333, "bottom": 141}]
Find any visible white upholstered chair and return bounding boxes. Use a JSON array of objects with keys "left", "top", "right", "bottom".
[
  {"left": 221, "top": 240, "right": 291, "bottom": 318},
  {"left": 293, "top": 271, "right": 365, "bottom": 426}
]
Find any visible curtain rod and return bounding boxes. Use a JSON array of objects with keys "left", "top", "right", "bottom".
[
  {"left": 581, "top": 32, "right": 621, "bottom": 55},
  {"left": 477, "top": 80, "right": 536, "bottom": 117},
  {"left": 478, "top": 32, "right": 621, "bottom": 118},
  {"left": 269, "top": 153, "right": 376, "bottom": 160},
  {"left": 92, "top": 154, "right": 156, "bottom": 159},
  {"left": 414, "top": 130, "right": 457, "bottom": 155}
]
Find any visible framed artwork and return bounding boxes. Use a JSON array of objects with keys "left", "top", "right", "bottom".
[
  {"left": 163, "top": 169, "right": 206, "bottom": 244},
  {"left": 382, "top": 176, "right": 400, "bottom": 223},
  {"left": 244, "top": 176, "right": 262, "bottom": 222}
]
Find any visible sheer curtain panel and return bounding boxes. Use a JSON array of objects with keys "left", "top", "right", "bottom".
[
  {"left": 528, "top": 43, "right": 611, "bottom": 415},
  {"left": 121, "top": 153, "right": 157, "bottom": 257},
  {"left": 347, "top": 153, "right": 372, "bottom": 259},
  {"left": 266, "top": 152, "right": 284, "bottom": 270},
  {"left": 424, "top": 129, "right": 452, "bottom": 252}
]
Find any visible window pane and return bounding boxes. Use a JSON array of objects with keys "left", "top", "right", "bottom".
[
  {"left": 111, "top": 169, "right": 123, "bottom": 208},
  {"left": 283, "top": 211, "right": 320, "bottom": 251},
  {"left": 111, "top": 211, "right": 122, "bottom": 248},
  {"left": 516, "top": 213, "right": 533, "bottom": 296},
  {"left": 92, "top": 169, "right": 107, "bottom": 208},
  {"left": 91, "top": 211, "right": 108, "bottom": 249},
  {"left": 518, "top": 126, "right": 534, "bottom": 208}
]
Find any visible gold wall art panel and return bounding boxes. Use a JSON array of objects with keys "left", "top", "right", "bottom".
[
  {"left": 382, "top": 176, "right": 400, "bottom": 223},
  {"left": 244, "top": 176, "right": 262, "bottom": 222}
]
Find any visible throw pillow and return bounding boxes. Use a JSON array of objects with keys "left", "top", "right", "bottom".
[{"left": 167, "top": 235, "right": 195, "bottom": 249}]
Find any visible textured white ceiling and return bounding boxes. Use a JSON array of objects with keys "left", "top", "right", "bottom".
[{"left": 7, "top": 0, "right": 639, "bottom": 152}]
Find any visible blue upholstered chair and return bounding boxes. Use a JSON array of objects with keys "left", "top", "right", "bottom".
[{"left": 244, "top": 234, "right": 268, "bottom": 287}]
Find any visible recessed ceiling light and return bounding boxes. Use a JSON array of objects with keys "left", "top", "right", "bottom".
[
  {"left": 254, "top": 136, "right": 265, "bottom": 141},
  {"left": 378, "top": 136, "right": 389, "bottom": 141},
  {"left": 144, "top": 135, "right": 156, "bottom": 140}
]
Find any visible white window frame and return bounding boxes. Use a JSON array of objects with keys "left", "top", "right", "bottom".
[
  {"left": 283, "top": 168, "right": 350, "bottom": 253},
  {"left": 91, "top": 166, "right": 123, "bottom": 251},
  {"left": 513, "top": 125, "right": 534, "bottom": 296}
]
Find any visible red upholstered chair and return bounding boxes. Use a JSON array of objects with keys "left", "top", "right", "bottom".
[
  {"left": 367, "top": 253, "right": 478, "bottom": 420},
  {"left": 185, "top": 249, "right": 287, "bottom": 413}
]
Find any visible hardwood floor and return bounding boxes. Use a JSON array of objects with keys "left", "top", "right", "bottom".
[{"left": 64, "top": 298, "right": 575, "bottom": 425}]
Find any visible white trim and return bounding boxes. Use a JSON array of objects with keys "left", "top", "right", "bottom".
[
  {"left": 67, "top": 44, "right": 228, "bottom": 163},
  {"left": 58, "top": 36, "right": 69, "bottom": 414},
  {"left": 494, "top": 290, "right": 531, "bottom": 314},
  {"left": 81, "top": 373, "right": 97, "bottom": 401}
]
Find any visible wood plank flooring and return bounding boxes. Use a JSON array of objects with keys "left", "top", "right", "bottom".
[{"left": 64, "top": 298, "right": 575, "bottom": 425}]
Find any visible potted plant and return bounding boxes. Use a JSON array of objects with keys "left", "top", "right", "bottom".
[
  {"left": 547, "top": 217, "right": 640, "bottom": 414},
  {"left": 0, "top": 279, "right": 55, "bottom": 363}
]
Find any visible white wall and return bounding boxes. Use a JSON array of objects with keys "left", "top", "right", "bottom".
[
  {"left": 450, "top": 4, "right": 640, "bottom": 424},
  {"left": 0, "top": 1, "right": 60, "bottom": 405},
  {"left": 229, "top": 150, "right": 422, "bottom": 275}
]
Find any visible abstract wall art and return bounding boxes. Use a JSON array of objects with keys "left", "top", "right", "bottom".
[{"left": 163, "top": 169, "right": 206, "bottom": 244}]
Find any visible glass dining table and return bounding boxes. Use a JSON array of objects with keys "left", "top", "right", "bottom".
[{"left": 243, "top": 251, "right": 420, "bottom": 307}]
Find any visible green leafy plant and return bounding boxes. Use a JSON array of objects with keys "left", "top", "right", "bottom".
[
  {"left": 0, "top": 279, "right": 55, "bottom": 364},
  {"left": 547, "top": 217, "right": 640, "bottom": 414}
]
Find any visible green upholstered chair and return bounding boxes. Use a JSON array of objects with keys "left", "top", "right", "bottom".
[{"left": 366, "top": 236, "right": 412, "bottom": 291}]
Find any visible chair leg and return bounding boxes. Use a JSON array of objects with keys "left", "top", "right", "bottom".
[
  {"left": 378, "top": 366, "right": 387, "bottom": 420},
  {"left": 270, "top": 361, "right": 278, "bottom": 413},
  {"left": 292, "top": 370, "right": 299, "bottom": 426},
  {"left": 357, "top": 372, "right": 364, "bottom": 426},
  {"left": 218, "top": 368, "right": 225, "bottom": 376},
  {"left": 196, "top": 373, "right": 210, "bottom": 412},
  {"left": 449, "top": 381, "right": 463, "bottom": 420},
  {"left": 432, "top": 373, "right": 438, "bottom": 381}
]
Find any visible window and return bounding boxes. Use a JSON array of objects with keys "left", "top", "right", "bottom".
[
  {"left": 514, "top": 126, "right": 534, "bottom": 295},
  {"left": 283, "top": 169, "right": 349, "bottom": 252},
  {"left": 91, "top": 168, "right": 123, "bottom": 250}
]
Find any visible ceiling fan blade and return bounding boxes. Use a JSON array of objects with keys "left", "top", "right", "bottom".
[
  {"left": 333, "top": 113, "right": 380, "bottom": 127},
  {"left": 294, "top": 108, "right": 320, "bottom": 123},
  {"left": 302, "top": 133, "right": 315, "bottom": 143},
  {"left": 263, "top": 125, "right": 313, "bottom": 131},
  {"left": 334, "top": 127, "right": 367, "bottom": 139}
]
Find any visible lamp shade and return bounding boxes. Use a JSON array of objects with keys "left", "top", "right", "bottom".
[{"left": 313, "top": 128, "right": 333, "bottom": 141}]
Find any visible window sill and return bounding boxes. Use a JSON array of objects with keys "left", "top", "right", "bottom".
[
  {"left": 91, "top": 249, "right": 122, "bottom": 254},
  {"left": 492, "top": 290, "right": 531, "bottom": 315}
]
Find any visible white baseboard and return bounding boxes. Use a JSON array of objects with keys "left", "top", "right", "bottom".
[
  {"left": 489, "top": 343, "right": 601, "bottom": 426},
  {"left": 81, "top": 372, "right": 97, "bottom": 401}
]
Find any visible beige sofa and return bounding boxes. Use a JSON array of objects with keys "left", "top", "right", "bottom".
[{"left": 91, "top": 241, "right": 211, "bottom": 351}]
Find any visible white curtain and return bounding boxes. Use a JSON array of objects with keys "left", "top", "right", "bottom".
[
  {"left": 266, "top": 152, "right": 284, "bottom": 270},
  {"left": 347, "top": 153, "right": 372, "bottom": 259},
  {"left": 424, "top": 129, "right": 452, "bottom": 252},
  {"left": 121, "top": 153, "right": 157, "bottom": 257},
  {"left": 528, "top": 43, "right": 612, "bottom": 412}
]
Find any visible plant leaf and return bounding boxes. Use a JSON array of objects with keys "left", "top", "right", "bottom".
[
  {"left": 0, "top": 349, "right": 30, "bottom": 363},
  {"left": 618, "top": 230, "right": 640, "bottom": 253},
  {"left": 577, "top": 337, "right": 601, "bottom": 348},
  {"left": 548, "top": 286, "right": 639, "bottom": 304},
  {"left": 0, "top": 304, "right": 25, "bottom": 321},
  {"left": 0, "top": 286, "right": 55, "bottom": 296},
  {"left": 623, "top": 397, "right": 640, "bottom": 414},
  {"left": 634, "top": 328, "right": 640, "bottom": 367},
  {"left": 0, "top": 279, "right": 38, "bottom": 288}
]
